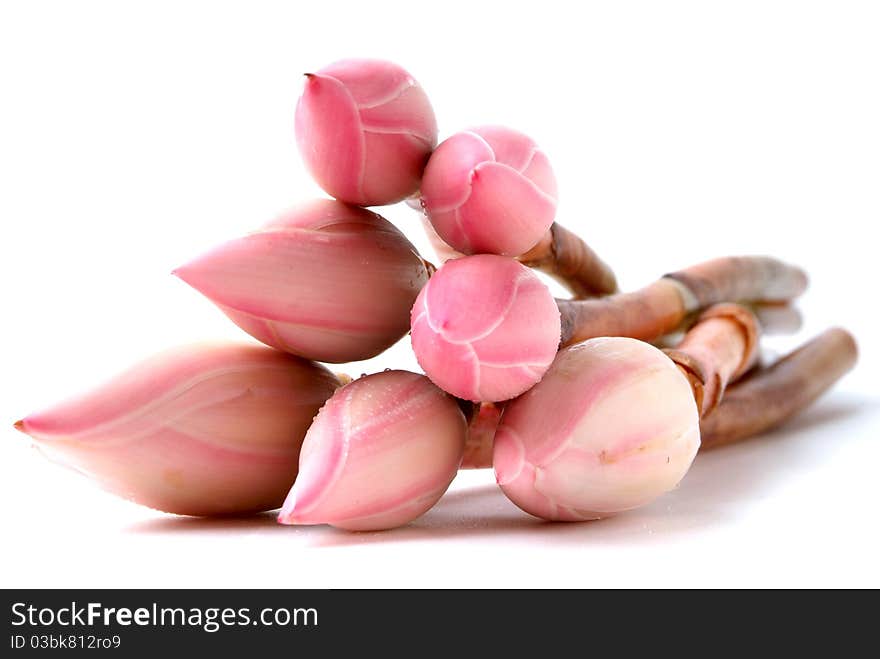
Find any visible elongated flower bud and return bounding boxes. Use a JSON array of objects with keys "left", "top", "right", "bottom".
[
  {"left": 175, "top": 199, "right": 430, "bottom": 363},
  {"left": 494, "top": 337, "right": 700, "bottom": 521},
  {"left": 296, "top": 59, "right": 438, "bottom": 206},
  {"left": 278, "top": 370, "right": 466, "bottom": 531},
  {"left": 14, "top": 344, "right": 339, "bottom": 516},
  {"left": 420, "top": 126, "right": 558, "bottom": 256},
  {"left": 410, "top": 255, "right": 561, "bottom": 402}
]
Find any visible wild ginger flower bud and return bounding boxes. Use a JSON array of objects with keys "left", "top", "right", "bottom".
[
  {"left": 14, "top": 344, "right": 339, "bottom": 516},
  {"left": 278, "top": 370, "right": 466, "bottom": 531},
  {"left": 420, "top": 126, "right": 558, "bottom": 256},
  {"left": 175, "top": 199, "right": 430, "bottom": 363},
  {"left": 410, "top": 255, "right": 561, "bottom": 402},
  {"left": 296, "top": 59, "right": 438, "bottom": 206},
  {"left": 494, "top": 337, "right": 701, "bottom": 521}
]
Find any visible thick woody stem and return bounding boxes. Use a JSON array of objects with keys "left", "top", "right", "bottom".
[
  {"left": 664, "top": 304, "right": 760, "bottom": 417},
  {"left": 665, "top": 256, "right": 809, "bottom": 309},
  {"left": 750, "top": 303, "right": 803, "bottom": 336},
  {"left": 558, "top": 279, "right": 689, "bottom": 345},
  {"left": 461, "top": 402, "right": 503, "bottom": 469},
  {"left": 419, "top": 215, "right": 616, "bottom": 298},
  {"left": 558, "top": 255, "right": 807, "bottom": 347},
  {"left": 700, "top": 328, "right": 858, "bottom": 449},
  {"left": 519, "top": 223, "right": 618, "bottom": 298}
]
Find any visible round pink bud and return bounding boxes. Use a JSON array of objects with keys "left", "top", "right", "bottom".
[
  {"left": 420, "top": 126, "right": 558, "bottom": 256},
  {"left": 278, "top": 371, "right": 466, "bottom": 531},
  {"left": 296, "top": 59, "right": 438, "bottom": 206},
  {"left": 410, "top": 255, "right": 561, "bottom": 402},
  {"left": 175, "top": 199, "right": 430, "bottom": 363},
  {"left": 494, "top": 337, "right": 701, "bottom": 521}
]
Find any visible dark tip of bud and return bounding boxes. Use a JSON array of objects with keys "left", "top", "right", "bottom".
[
  {"left": 13, "top": 419, "right": 26, "bottom": 433},
  {"left": 303, "top": 73, "right": 316, "bottom": 79}
]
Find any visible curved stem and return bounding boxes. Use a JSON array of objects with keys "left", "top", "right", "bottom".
[
  {"left": 750, "top": 303, "right": 803, "bottom": 335},
  {"left": 558, "top": 255, "right": 807, "bottom": 347},
  {"left": 664, "top": 304, "right": 760, "bottom": 416},
  {"left": 418, "top": 214, "right": 616, "bottom": 298},
  {"left": 519, "top": 223, "right": 618, "bottom": 297},
  {"left": 665, "top": 256, "right": 809, "bottom": 309},
  {"left": 699, "top": 328, "right": 858, "bottom": 449}
]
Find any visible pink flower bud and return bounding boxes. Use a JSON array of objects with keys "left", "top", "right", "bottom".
[
  {"left": 494, "top": 337, "right": 701, "bottom": 521},
  {"left": 410, "top": 255, "right": 561, "bottom": 402},
  {"left": 14, "top": 344, "right": 339, "bottom": 516},
  {"left": 278, "top": 370, "right": 466, "bottom": 531},
  {"left": 296, "top": 59, "right": 438, "bottom": 206},
  {"left": 175, "top": 199, "right": 430, "bottom": 363},
  {"left": 420, "top": 126, "right": 558, "bottom": 256}
]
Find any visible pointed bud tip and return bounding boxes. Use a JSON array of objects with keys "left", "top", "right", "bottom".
[
  {"left": 276, "top": 490, "right": 321, "bottom": 526},
  {"left": 277, "top": 490, "right": 299, "bottom": 525},
  {"left": 170, "top": 265, "right": 193, "bottom": 286},
  {"left": 277, "top": 511, "right": 316, "bottom": 527},
  {"left": 13, "top": 419, "right": 26, "bottom": 433}
]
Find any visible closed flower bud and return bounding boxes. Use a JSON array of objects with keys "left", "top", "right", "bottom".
[
  {"left": 175, "top": 199, "right": 430, "bottom": 363},
  {"left": 296, "top": 58, "right": 438, "bottom": 206},
  {"left": 494, "top": 337, "right": 700, "bottom": 521},
  {"left": 420, "top": 126, "right": 558, "bottom": 256},
  {"left": 278, "top": 370, "right": 466, "bottom": 531},
  {"left": 14, "top": 344, "right": 339, "bottom": 516},
  {"left": 410, "top": 255, "right": 561, "bottom": 402}
]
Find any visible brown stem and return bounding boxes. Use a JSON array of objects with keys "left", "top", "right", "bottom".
[
  {"left": 664, "top": 304, "right": 760, "bottom": 416},
  {"left": 558, "top": 255, "right": 807, "bottom": 347},
  {"left": 700, "top": 328, "right": 858, "bottom": 449},
  {"left": 461, "top": 402, "right": 503, "bottom": 469},
  {"left": 751, "top": 303, "right": 803, "bottom": 335},
  {"left": 518, "top": 223, "right": 618, "bottom": 297},
  {"left": 665, "top": 256, "right": 809, "bottom": 309},
  {"left": 419, "top": 215, "right": 616, "bottom": 298}
]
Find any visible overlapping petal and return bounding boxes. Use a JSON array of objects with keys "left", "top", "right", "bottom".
[
  {"left": 296, "top": 59, "right": 438, "bottom": 206},
  {"left": 411, "top": 255, "right": 560, "bottom": 402},
  {"left": 278, "top": 370, "right": 466, "bottom": 531},
  {"left": 495, "top": 338, "right": 701, "bottom": 520},
  {"left": 15, "top": 344, "right": 339, "bottom": 516},
  {"left": 176, "top": 199, "right": 430, "bottom": 363},
  {"left": 421, "top": 126, "right": 558, "bottom": 256}
]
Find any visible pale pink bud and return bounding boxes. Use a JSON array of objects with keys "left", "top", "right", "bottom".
[
  {"left": 494, "top": 337, "right": 701, "bottom": 521},
  {"left": 278, "top": 370, "right": 466, "bottom": 531},
  {"left": 14, "top": 344, "right": 339, "bottom": 516},
  {"left": 420, "top": 126, "right": 558, "bottom": 256},
  {"left": 296, "top": 59, "right": 438, "bottom": 206},
  {"left": 175, "top": 199, "right": 430, "bottom": 363},
  {"left": 410, "top": 255, "right": 561, "bottom": 402}
]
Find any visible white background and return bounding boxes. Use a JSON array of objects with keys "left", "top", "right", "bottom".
[{"left": 1, "top": 0, "right": 878, "bottom": 588}]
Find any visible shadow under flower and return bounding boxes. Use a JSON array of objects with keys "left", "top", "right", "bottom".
[
  {"left": 312, "top": 393, "right": 874, "bottom": 548},
  {"left": 124, "top": 393, "right": 873, "bottom": 546},
  {"left": 126, "top": 510, "right": 282, "bottom": 534}
]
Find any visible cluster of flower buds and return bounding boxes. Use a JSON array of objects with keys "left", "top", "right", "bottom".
[{"left": 15, "top": 57, "right": 856, "bottom": 532}]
